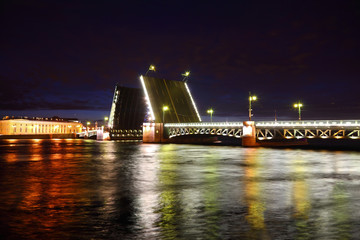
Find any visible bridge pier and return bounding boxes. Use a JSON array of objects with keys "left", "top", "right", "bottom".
[
  {"left": 143, "top": 123, "right": 167, "bottom": 143},
  {"left": 242, "top": 121, "right": 260, "bottom": 147}
]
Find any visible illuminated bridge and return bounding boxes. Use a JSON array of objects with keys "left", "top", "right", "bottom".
[
  {"left": 158, "top": 120, "right": 360, "bottom": 147},
  {"left": 137, "top": 74, "right": 359, "bottom": 148},
  {"left": 165, "top": 120, "right": 360, "bottom": 140}
]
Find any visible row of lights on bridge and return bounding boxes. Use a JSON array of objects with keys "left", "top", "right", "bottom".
[
  {"left": 86, "top": 117, "right": 109, "bottom": 128},
  {"left": 249, "top": 92, "right": 303, "bottom": 121}
]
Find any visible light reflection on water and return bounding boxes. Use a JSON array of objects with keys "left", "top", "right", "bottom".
[{"left": 0, "top": 139, "right": 359, "bottom": 239}]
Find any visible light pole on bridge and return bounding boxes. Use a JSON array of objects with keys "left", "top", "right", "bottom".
[
  {"left": 293, "top": 102, "right": 303, "bottom": 121},
  {"left": 207, "top": 108, "right": 214, "bottom": 122},
  {"left": 162, "top": 105, "right": 169, "bottom": 123},
  {"left": 104, "top": 116, "right": 109, "bottom": 129},
  {"left": 248, "top": 92, "right": 257, "bottom": 121}
]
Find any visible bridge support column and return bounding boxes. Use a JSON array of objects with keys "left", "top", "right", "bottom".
[
  {"left": 242, "top": 121, "right": 260, "bottom": 147},
  {"left": 143, "top": 122, "right": 163, "bottom": 143}
]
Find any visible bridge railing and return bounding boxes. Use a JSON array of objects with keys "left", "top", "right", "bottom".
[
  {"left": 256, "top": 120, "right": 360, "bottom": 140},
  {"left": 165, "top": 122, "right": 243, "bottom": 127},
  {"left": 256, "top": 120, "right": 360, "bottom": 128},
  {"left": 164, "top": 120, "right": 360, "bottom": 140}
]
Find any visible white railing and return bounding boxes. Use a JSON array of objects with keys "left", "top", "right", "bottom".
[
  {"left": 165, "top": 122, "right": 243, "bottom": 128},
  {"left": 255, "top": 120, "right": 360, "bottom": 128}
]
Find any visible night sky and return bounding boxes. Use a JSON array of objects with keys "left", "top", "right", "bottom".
[{"left": 1, "top": 0, "right": 360, "bottom": 122}]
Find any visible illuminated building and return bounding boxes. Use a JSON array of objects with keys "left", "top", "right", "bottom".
[{"left": 0, "top": 116, "right": 83, "bottom": 139}]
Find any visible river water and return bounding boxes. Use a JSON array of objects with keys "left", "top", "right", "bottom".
[{"left": 0, "top": 139, "right": 359, "bottom": 240}]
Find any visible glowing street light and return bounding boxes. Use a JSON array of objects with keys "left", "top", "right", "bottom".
[
  {"left": 104, "top": 116, "right": 109, "bottom": 128},
  {"left": 293, "top": 102, "right": 303, "bottom": 121},
  {"left": 145, "top": 65, "right": 156, "bottom": 75},
  {"left": 248, "top": 92, "right": 257, "bottom": 121},
  {"left": 86, "top": 121, "right": 91, "bottom": 134},
  {"left": 182, "top": 71, "right": 190, "bottom": 81},
  {"left": 162, "top": 105, "right": 169, "bottom": 123},
  {"left": 207, "top": 108, "right": 214, "bottom": 122}
]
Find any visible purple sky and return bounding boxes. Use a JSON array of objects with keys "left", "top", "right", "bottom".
[{"left": 1, "top": 0, "right": 360, "bottom": 122}]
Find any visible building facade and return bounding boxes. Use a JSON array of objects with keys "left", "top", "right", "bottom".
[{"left": 0, "top": 117, "right": 83, "bottom": 138}]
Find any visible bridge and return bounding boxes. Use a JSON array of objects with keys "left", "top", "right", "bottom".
[
  {"left": 165, "top": 120, "right": 360, "bottom": 140},
  {"left": 107, "top": 74, "right": 360, "bottom": 148},
  {"left": 160, "top": 120, "right": 360, "bottom": 147}
]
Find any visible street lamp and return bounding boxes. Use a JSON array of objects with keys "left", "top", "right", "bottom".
[
  {"left": 162, "top": 105, "right": 169, "bottom": 123},
  {"left": 293, "top": 102, "right": 303, "bottom": 121},
  {"left": 104, "top": 116, "right": 109, "bottom": 129},
  {"left": 86, "top": 121, "right": 91, "bottom": 133},
  {"left": 248, "top": 92, "right": 257, "bottom": 121},
  {"left": 182, "top": 71, "right": 190, "bottom": 81},
  {"left": 145, "top": 65, "right": 156, "bottom": 75},
  {"left": 207, "top": 108, "right": 214, "bottom": 122}
]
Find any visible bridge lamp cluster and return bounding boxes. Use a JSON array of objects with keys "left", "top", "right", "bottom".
[{"left": 249, "top": 96, "right": 257, "bottom": 101}]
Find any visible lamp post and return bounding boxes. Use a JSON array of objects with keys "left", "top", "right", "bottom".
[
  {"left": 182, "top": 71, "right": 190, "bottom": 81},
  {"left": 162, "top": 106, "right": 169, "bottom": 123},
  {"left": 293, "top": 102, "right": 303, "bottom": 121},
  {"left": 145, "top": 65, "right": 156, "bottom": 75},
  {"left": 248, "top": 92, "right": 257, "bottom": 121},
  {"left": 207, "top": 108, "right": 214, "bottom": 122},
  {"left": 86, "top": 121, "right": 90, "bottom": 134},
  {"left": 104, "top": 116, "right": 109, "bottom": 128}
]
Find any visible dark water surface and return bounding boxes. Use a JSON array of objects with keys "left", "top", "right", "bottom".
[{"left": 0, "top": 139, "right": 359, "bottom": 240}]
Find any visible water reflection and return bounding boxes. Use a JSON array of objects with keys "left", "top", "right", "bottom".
[
  {"left": 0, "top": 140, "right": 359, "bottom": 239},
  {"left": 156, "top": 144, "right": 179, "bottom": 239},
  {"left": 291, "top": 153, "right": 312, "bottom": 240},
  {"left": 243, "top": 148, "right": 268, "bottom": 239}
]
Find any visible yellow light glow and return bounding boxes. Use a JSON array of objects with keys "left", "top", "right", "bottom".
[
  {"left": 87, "top": 122, "right": 90, "bottom": 125},
  {"left": 182, "top": 71, "right": 190, "bottom": 77},
  {"left": 104, "top": 116, "right": 109, "bottom": 121},
  {"left": 249, "top": 96, "right": 257, "bottom": 101},
  {"left": 207, "top": 109, "right": 214, "bottom": 114},
  {"left": 149, "top": 65, "right": 156, "bottom": 71},
  {"left": 163, "top": 106, "right": 169, "bottom": 111}
]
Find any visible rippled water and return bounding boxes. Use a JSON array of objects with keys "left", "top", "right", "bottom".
[{"left": 0, "top": 139, "right": 360, "bottom": 239}]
